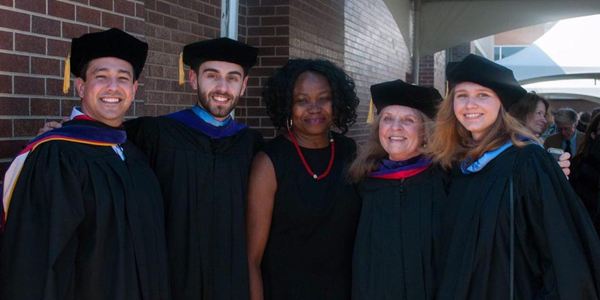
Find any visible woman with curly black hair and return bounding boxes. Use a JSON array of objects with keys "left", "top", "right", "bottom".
[{"left": 247, "top": 59, "right": 361, "bottom": 300}]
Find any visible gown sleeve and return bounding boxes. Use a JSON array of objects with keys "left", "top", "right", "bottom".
[
  {"left": 0, "top": 143, "right": 85, "bottom": 300},
  {"left": 515, "top": 145, "right": 600, "bottom": 298}
]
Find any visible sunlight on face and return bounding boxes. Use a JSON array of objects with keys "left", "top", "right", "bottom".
[
  {"left": 77, "top": 57, "right": 137, "bottom": 127},
  {"left": 453, "top": 82, "right": 502, "bottom": 141},
  {"left": 378, "top": 105, "right": 424, "bottom": 161}
]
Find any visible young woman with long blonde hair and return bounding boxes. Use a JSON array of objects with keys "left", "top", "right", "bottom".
[{"left": 429, "top": 54, "right": 600, "bottom": 299}]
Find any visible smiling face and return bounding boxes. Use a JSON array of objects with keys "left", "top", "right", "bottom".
[
  {"left": 290, "top": 71, "right": 333, "bottom": 137},
  {"left": 76, "top": 57, "right": 138, "bottom": 127},
  {"left": 525, "top": 100, "right": 548, "bottom": 136},
  {"left": 189, "top": 60, "right": 248, "bottom": 121},
  {"left": 378, "top": 105, "right": 424, "bottom": 161},
  {"left": 453, "top": 82, "right": 502, "bottom": 141}
]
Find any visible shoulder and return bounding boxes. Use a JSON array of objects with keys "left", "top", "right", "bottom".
[
  {"left": 16, "top": 140, "right": 86, "bottom": 180},
  {"left": 512, "top": 143, "right": 566, "bottom": 183},
  {"left": 333, "top": 132, "right": 357, "bottom": 152},
  {"left": 513, "top": 143, "right": 552, "bottom": 164},
  {"left": 333, "top": 132, "right": 356, "bottom": 145},
  {"left": 30, "top": 139, "right": 85, "bottom": 158},
  {"left": 124, "top": 116, "right": 164, "bottom": 135},
  {"left": 516, "top": 142, "right": 546, "bottom": 155},
  {"left": 261, "top": 135, "right": 286, "bottom": 157},
  {"left": 240, "top": 127, "right": 264, "bottom": 144},
  {"left": 576, "top": 131, "right": 585, "bottom": 143},
  {"left": 125, "top": 115, "right": 158, "bottom": 127},
  {"left": 243, "top": 127, "right": 263, "bottom": 138},
  {"left": 250, "top": 151, "right": 275, "bottom": 176}
]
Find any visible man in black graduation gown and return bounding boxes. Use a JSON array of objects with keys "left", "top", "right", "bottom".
[
  {"left": 126, "top": 38, "right": 263, "bottom": 300},
  {"left": 0, "top": 28, "right": 170, "bottom": 300}
]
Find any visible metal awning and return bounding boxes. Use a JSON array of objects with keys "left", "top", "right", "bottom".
[
  {"left": 524, "top": 78, "right": 600, "bottom": 104},
  {"left": 383, "top": 0, "right": 600, "bottom": 56}
]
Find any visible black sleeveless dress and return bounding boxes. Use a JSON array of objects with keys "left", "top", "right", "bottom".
[{"left": 261, "top": 133, "right": 361, "bottom": 300}]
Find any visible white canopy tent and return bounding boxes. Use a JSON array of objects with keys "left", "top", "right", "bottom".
[
  {"left": 497, "top": 14, "right": 600, "bottom": 81},
  {"left": 496, "top": 14, "right": 600, "bottom": 102},
  {"left": 523, "top": 79, "right": 600, "bottom": 104},
  {"left": 382, "top": 0, "right": 600, "bottom": 83}
]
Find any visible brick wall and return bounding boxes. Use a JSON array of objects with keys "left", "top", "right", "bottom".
[
  {"left": 447, "top": 42, "right": 472, "bottom": 62},
  {"left": 344, "top": 0, "right": 411, "bottom": 142},
  {"left": 0, "top": 0, "right": 416, "bottom": 175},
  {"left": 418, "top": 55, "right": 434, "bottom": 86},
  {"left": 237, "top": 0, "right": 290, "bottom": 138},
  {"left": 142, "top": 0, "right": 221, "bottom": 116},
  {"left": 418, "top": 51, "right": 447, "bottom": 96},
  {"left": 0, "top": 0, "right": 145, "bottom": 176},
  {"left": 289, "top": 0, "right": 344, "bottom": 65}
]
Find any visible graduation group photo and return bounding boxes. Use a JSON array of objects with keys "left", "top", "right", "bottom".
[{"left": 1, "top": 1, "right": 600, "bottom": 300}]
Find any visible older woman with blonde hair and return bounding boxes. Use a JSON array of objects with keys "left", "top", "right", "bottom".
[
  {"left": 349, "top": 80, "right": 446, "bottom": 300},
  {"left": 429, "top": 54, "right": 600, "bottom": 299}
]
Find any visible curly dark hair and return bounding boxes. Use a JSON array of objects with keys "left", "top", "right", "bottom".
[{"left": 262, "top": 59, "right": 359, "bottom": 134}]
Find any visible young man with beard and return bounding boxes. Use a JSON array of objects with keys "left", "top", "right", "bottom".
[
  {"left": 126, "top": 38, "right": 263, "bottom": 300},
  {"left": 1, "top": 28, "right": 170, "bottom": 300}
]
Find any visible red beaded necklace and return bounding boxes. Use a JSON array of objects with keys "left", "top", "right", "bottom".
[{"left": 287, "top": 127, "right": 335, "bottom": 181}]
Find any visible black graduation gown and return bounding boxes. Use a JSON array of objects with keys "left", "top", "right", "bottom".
[
  {"left": 570, "top": 141, "right": 600, "bottom": 236},
  {"left": 126, "top": 115, "right": 263, "bottom": 300},
  {"left": 437, "top": 144, "right": 600, "bottom": 300},
  {"left": 260, "top": 133, "right": 361, "bottom": 300},
  {"left": 0, "top": 120, "right": 170, "bottom": 300},
  {"left": 352, "top": 166, "right": 447, "bottom": 300}
]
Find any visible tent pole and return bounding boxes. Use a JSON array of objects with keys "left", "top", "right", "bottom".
[
  {"left": 220, "top": 0, "right": 239, "bottom": 118},
  {"left": 412, "top": 0, "right": 421, "bottom": 84},
  {"left": 220, "top": 0, "right": 238, "bottom": 39}
]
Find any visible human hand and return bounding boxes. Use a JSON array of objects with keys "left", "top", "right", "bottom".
[
  {"left": 37, "top": 117, "right": 68, "bottom": 136},
  {"left": 557, "top": 152, "right": 571, "bottom": 178}
]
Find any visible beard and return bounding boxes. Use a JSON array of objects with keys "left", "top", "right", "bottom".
[{"left": 196, "top": 87, "right": 241, "bottom": 119}]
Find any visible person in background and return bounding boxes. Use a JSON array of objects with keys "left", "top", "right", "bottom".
[
  {"left": 577, "top": 111, "right": 592, "bottom": 133},
  {"left": 592, "top": 107, "right": 600, "bottom": 119},
  {"left": 247, "top": 59, "right": 360, "bottom": 300},
  {"left": 348, "top": 79, "right": 445, "bottom": 300},
  {"left": 544, "top": 107, "right": 584, "bottom": 157},
  {"left": 571, "top": 113, "right": 600, "bottom": 235},
  {"left": 428, "top": 54, "right": 600, "bottom": 299},
  {"left": 508, "top": 92, "right": 549, "bottom": 139},
  {"left": 0, "top": 28, "right": 170, "bottom": 300},
  {"left": 540, "top": 109, "right": 558, "bottom": 141}
]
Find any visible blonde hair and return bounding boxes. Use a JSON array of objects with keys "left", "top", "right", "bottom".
[
  {"left": 348, "top": 109, "right": 433, "bottom": 182},
  {"left": 427, "top": 89, "right": 538, "bottom": 170}
]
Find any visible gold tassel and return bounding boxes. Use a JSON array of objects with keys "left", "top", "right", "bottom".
[
  {"left": 366, "top": 98, "right": 375, "bottom": 124},
  {"left": 62, "top": 53, "right": 71, "bottom": 94},
  {"left": 178, "top": 52, "right": 185, "bottom": 86}
]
